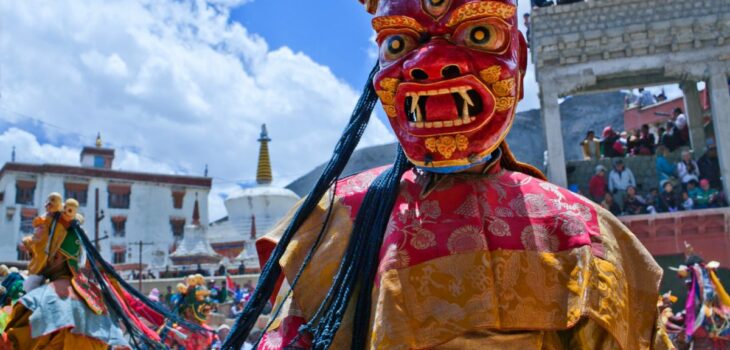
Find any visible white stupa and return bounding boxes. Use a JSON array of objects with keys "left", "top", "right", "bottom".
[{"left": 208, "top": 124, "right": 300, "bottom": 270}]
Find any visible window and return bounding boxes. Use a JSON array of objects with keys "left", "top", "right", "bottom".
[
  {"left": 108, "top": 184, "right": 131, "bottom": 209},
  {"left": 111, "top": 216, "right": 126, "bottom": 237},
  {"left": 94, "top": 156, "right": 105, "bottom": 168},
  {"left": 15, "top": 180, "right": 36, "bottom": 205},
  {"left": 17, "top": 245, "right": 30, "bottom": 261},
  {"left": 113, "top": 251, "right": 126, "bottom": 264},
  {"left": 64, "top": 183, "right": 89, "bottom": 207},
  {"left": 172, "top": 190, "right": 185, "bottom": 209},
  {"left": 19, "top": 208, "right": 37, "bottom": 235},
  {"left": 170, "top": 218, "right": 185, "bottom": 238}
]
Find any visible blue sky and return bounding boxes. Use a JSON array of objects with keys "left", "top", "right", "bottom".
[{"left": 230, "top": 0, "right": 376, "bottom": 90}]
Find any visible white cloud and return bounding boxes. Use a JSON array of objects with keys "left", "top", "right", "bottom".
[{"left": 0, "top": 0, "right": 394, "bottom": 220}]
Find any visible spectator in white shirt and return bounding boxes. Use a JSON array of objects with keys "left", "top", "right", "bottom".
[{"left": 677, "top": 150, "right": 700, "bottom": 185}]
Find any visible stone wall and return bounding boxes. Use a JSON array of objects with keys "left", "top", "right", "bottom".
[{"left": 531, "top": 0, "right": 730, "bottom": 69}]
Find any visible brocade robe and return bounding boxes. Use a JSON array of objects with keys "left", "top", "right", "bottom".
[{"left": 256, "top": 163, "right": 670, "bottom": 349}]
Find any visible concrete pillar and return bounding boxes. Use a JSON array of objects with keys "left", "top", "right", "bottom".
[
  {"left": 707, "top": 64, "right": 730, "bottom": 196},
  {"left": 681, "top": 81, "right": 706, "bottom": 153},
  {"left": 540, "top": 88, "right": 568, "bottom": 187}
]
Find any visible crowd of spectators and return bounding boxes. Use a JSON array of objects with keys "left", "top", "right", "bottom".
[
  {"left": 580, "top": 108, "right": 690, "bottom": 161},
  {"left": 585, "top": 137, "right": 726, "bottom": 216}
]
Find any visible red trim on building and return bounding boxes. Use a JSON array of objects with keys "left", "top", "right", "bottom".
[
  {"left": 624, "top": 89, "right": 711, "bottom": 131},
  {"left": 1, "top": 163, "right": 211, "bottom": 188},
  {"left": 108, "top": 184, "right": 131, "bottom": 195},
  {"left": 16, "top": 180, "right": 36, "bottom": 190},
  {"left": 111, "top": 244, "right": 127, "bottom": 253},
  {"left": 64, "top": 182, "right": 89, "bottom": 191}
]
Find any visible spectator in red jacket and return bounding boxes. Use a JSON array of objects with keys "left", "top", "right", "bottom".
[{"left": 588, "top": 165, "right": 608, "bottom": 203}]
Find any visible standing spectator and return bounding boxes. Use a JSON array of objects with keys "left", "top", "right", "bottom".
[
  {"left": 148, "top": 288, "right": 160, "bottom": 303},
  {"left": 638, "top": 87, "right": 657, "bottom": 107},
  {"left": 676, "top": 150, "right": 700, "bottom": 187},
  {"left": 636, "top": 124, "right": 655, "bottom": 155},
  {"left": 608, "top": 159, "right": 636, "bottom": 208},
  {"left": 693, "top": 179, "right": 721, "bottom": 209},
  {"left": 698, "top": 138, "right": 722, "bottom": 190},
  {"left": 662, "top": 121, "right": 682, "bottom": 152},
  {"left": 600, "top": 126, "right": 621, "bottom": 158},
  {"left": 523, "top": 13, "right": 531, "bottom": 46},
  {"left": 655, "top": 145, "right": 676, "bottom": 187},
  {"left": 238, "top": 260, "right": 246, "bottom": 275},
  {"left": 656, "top": 127, "right": 666, "bottom": 146},
  {"left": 623, "top": 186, "right": 647, "bottom": 215},
  {"left": 601, "top": 193, "right": 622, "bottom": 216},
  {"left": 673, "top": 107, "right": 689, "bottom": 146},
  {"left": 580, "top": 130, "right": 601, "bottom": 160},
  {"left": 658, "top": 182, "right": 680, "bottom": 213},
  {"left": 163, "top": 285, "right": 174, "bottom": 310},
  {"left": 588, "top": 165, "right": 608, "bottom": 202}
]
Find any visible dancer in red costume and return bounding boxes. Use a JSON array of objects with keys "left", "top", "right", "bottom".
[{"left": 223, "top": 1, "right": 671, "bottom": 349}]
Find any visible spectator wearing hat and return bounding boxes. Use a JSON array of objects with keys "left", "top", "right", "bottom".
[
  {"left": 698, "top": 138, "right": 722, "bottom": 190},
  {"left": 600, "top": 126, "right": 621, "bottom": 158},
  {"left": 693, "top": 179, "right": 721, "bottom": 209},
  {"left": 676, "top": 150, "right": 700, "bottom": 187},
  {"left": 580, "top": 130, "right": 601, "bottom": 160},
  {"left": 655, "top": 145, "right": 676, "bottom": 188},
  {"left": 673, "top": 107, "right": 690, "bottom": 146},
  {"left": 608, "top": 159, "right": 636, "bottom": 209},
  {"left": 588, "top": 165, "right": 608, "bottom": 202}
]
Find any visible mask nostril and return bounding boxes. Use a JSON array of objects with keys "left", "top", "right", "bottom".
[
  {"left": 410, "top": 69, "right": 429, "bottom": 81},
  {"left": 441, "top": 65, "right": 461, "bottom": 79}
]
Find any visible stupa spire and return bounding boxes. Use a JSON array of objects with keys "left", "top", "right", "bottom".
[
  {"left": 192, "top": 193, "right": 200, "bottom": 226},
  {"left": 256, "top": 124, "right": 273, "bottom": 185}
]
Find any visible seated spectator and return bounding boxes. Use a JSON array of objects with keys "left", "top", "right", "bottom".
[
  {"left": 693, "top": 179, "right": 721, "bottom": 209},
  {"left": 680, "top": 190, "right": 694, "bottom": 211},
  {"left": 655, "top": 145, "right": 676, "bottom": 187},
  {"left": 645, "top": 187, "right": 659, "bottom": 214},
  {"left": 608, "top": 158, "right": 635, "bottom": 208},
  {"left": 662, "top": 121, "right": 682, "bottom": 152},
  {"left": 638, "top": 88, "right": 657, "bottom": 107},
  {"left": 658, "top": 182, "right": 680, "bottom": 213},
  {"left": 230, "top": 300, "right": 245, "bottom": 318},
  {"left": 613, "top": 131, "right": 628, "bottom": 156},
  {"left": 600, "top": 126, "right": 621, "bottom": 158},
  {"left": 601, "top": 193, "right": 622, "bottom": 216},
  {"left": 627, "top": 129, "right": 640, "bottom": 155},
  {"left": 588, "top": 165, "right": 607, "bottom": 202},
  {"left": 698, "top": 138, "right": 722, "bottom": 190},
  {"left": 677, "top": 150, "right": 700, "bottom": 186},
  {"left": 580, "top": 130, "right": 600, "bottom": 160},
  {"left": 623, "top": 186, "right": 647, "bottom": 215},
  {"left": 673, "top": 107, "right": 689, "bottom": 146},
  {"left": 636, "top": 124, "right": 655, "bottom": 155}
]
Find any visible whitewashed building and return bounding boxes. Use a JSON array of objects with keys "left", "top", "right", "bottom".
[
  {"left": 0, "top": 136, "right": 211, "bottom": 272},
  {"left": 207, "top": 125, "right": 300, "bottom": 271}
]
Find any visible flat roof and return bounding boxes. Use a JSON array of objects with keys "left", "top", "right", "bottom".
[{"left": 1, "top": 162, "right": 211, "bottom": 188}]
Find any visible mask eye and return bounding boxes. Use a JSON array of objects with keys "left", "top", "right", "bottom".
[
  {"left": 379, "top": 33, "right": 417, "bottom": 63},
  {"left": 455, "top": 19, "right": 509, "bottom": 53}
]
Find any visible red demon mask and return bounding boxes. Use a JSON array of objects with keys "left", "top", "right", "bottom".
[{"left": 365, "top": 0, "right": 527, "bottom": 172}]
